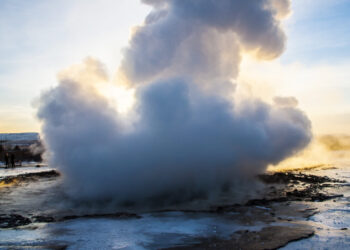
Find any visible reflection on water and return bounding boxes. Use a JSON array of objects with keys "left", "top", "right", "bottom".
[
  {"left": 0, "top": 165, "right": 253, "bottom": 249},
  {"left": 0, "top": 212, "right": 255, "bottom": 249}
]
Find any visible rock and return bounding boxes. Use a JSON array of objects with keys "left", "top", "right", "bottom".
[
  {"left": 61, "top": 212, "right": 141, "bottom": 221},
  {"left": 259, "top": 172, "right": 346, "bottom": 184},
  {"left": 0, "top": 170, "right": 60, "bottom": 186},
  {"left": 0, "top": 214, "right": 31, "bottom": 228},
  {"left": 32, "top": 215, "right": 56, "bottom": 223},
  {"left": 245, "top": 197, "right": 288, "bottom": 206}
]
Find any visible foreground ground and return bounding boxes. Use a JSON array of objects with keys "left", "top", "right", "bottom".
[{"left": 0, "top": 163, "right": 349, "bottom": 249}]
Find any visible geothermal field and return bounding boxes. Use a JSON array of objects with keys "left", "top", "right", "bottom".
[
  {"left": 0, "top": 141, "right": 349, "bottom": 249},
  {"left": 1, "top": 0, "right": 350, "bottom": 249}
]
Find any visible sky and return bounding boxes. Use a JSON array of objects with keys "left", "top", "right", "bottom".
[{"left": 0, "top": 0, "right": 349, "bottom": 134}]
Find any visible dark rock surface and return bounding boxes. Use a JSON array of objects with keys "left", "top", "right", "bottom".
[
  {"left": 0, "top": 212, "right": 140, "bottom": 228},
  {"left": 32, "top": 215, "right": 56, "bottom": 223},
  {"left": 0, "top": 214, "right": 31, "bottom": 228},
  {"left": 244, "top": 172, "right": 346, "bottom": 206},
  {"left": 0, "top": 170, "right": 60, "bottom": 186},
  {"left": 259, "top": 172, "right": 346, "bottom": 184},
  {"left": 61, "top": 212, "right": 141, "bottom": 221}
]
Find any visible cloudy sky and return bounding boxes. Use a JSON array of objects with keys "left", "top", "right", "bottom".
[{"left": 0, "top": 0, "right": 349, "bottom": 134}]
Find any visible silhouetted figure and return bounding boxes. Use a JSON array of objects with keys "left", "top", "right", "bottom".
[
  {"left": 4, "top": 153, "right": 9, "bottom": 168},
  {"left": 10, "top": 154, "right": 15, "bottom": 168}
]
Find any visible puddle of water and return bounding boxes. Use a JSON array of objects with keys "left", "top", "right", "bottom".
[{"left": 0, "top": 212, "right": 252, "bottom": 249}]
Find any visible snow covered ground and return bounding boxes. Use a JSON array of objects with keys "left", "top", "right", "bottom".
[{"left": 0, "top": 133, "right": 39, "bottom": 142}]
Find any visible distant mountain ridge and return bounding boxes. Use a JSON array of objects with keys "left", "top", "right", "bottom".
[{"left": 0, "top": 133, "right": 39, "bottom": 142}]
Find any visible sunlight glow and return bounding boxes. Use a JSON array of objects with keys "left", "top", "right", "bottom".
[{"left": 98, "top": 83, "right": 135, "bottom": 114}]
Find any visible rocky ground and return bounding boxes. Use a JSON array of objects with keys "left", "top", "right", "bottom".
[
  {"left": 0, "top": 165, "right": 348, "bottom": 249},
  {"left": 0, "top": 170, "right": 59, "bottom": 187},
  {"left": 164, "top": 170, "right": 348, "bottom": 250}
]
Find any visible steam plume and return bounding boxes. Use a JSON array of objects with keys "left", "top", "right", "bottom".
[{"left": 37, "top": 0, "right": 311, "bottom": 205}]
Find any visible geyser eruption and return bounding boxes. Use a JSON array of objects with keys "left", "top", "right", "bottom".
[{"left": 37, "top": 0, "right": 311, "bottom": 205}]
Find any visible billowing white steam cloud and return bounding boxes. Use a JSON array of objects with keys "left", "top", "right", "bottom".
[
  {"left": 38, "top": 0, "right": 312, "bottom": 205},
  {"left": 121, "top": 0, "right": 288, "bottom": 86}
]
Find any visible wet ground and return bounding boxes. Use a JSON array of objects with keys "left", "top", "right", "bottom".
[{"left": 0, "top": 164, "right": 349, "bottom": 249}]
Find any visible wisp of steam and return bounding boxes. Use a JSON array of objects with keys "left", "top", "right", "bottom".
[{"left": 37, "top": 0, "right": 312, "bottom": 205}]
